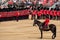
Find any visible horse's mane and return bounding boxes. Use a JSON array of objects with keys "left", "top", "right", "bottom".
[{"left": 36, "top": 20, "right": 42, "bottom": 23}]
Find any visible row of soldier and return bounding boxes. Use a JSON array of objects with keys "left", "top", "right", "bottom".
[
  {"left": 30, "top": 7, "right": 60, "bottom": 20},
  {"left": 0, "top": 7, "right": 60, "bottom": 20}
]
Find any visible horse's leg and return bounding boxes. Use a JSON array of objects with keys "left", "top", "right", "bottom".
[
  {"left": 39, "top": 26, "right": 43, "bottom": 39},
  {"left": 54, "top": 27, "right": 56, "bottom": 37},
  {"left": 16, "top": 16, "right": 19, "bottom": 22},
  {"left": 49, "top": 24, "right": 56, "bottom": 39},
  {"left": 40, "top": 30, "right": 43, "bottom": 39}
]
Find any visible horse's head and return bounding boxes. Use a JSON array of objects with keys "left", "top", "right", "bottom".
[
  {"left": 33, "top": 19, "right": 42, "bottom": 26},
  {"left": 33, "top": 19, "right": 38, "bottom": 26}
]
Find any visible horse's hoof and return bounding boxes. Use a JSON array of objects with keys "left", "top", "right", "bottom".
[
  {"left": 16, "top": 20, "right": 18, "bottom": 22},
  {"left": 52, "top": 37, "right": 54, "bottom": 39},
  {"left": 52, "top": 35, "right": 55, "bottom": 39},
  {"left": 40, "top": 37, "right": 42, "bottom": 39}
]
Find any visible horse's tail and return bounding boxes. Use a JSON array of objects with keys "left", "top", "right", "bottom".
[{"left": 54, "top": 26, "right": 56, "bottom": 37}]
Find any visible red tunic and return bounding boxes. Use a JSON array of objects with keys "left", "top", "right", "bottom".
[
  {"left": 13, "top": 11, "right": 19, "bottom": 16},
  {"left": 47, "top": 10, "right": 50, "bottom": 15},
  {"left": 50, "top": 11, "right": 53, "bottom": 16},
  {"left": 16, "top": 11, "right": 19, "bottom": 16},
  {"left": 53, "top": 10, "right": 57, "bottom": 16},
  {"left": 32, "top": 10, "right": 37, "bottom": 15},
  {"left": 40, "top": 10, "right": 44, "bottom": 15},
  {"left": 43, "top": 10, "right": 47, "bottom": 15},
  {"left": 0, "top": 12, "right": 1, "bottom": 18},
  {"left": 57, "top": 11, "right": 60, "bottom": 16},
  {"left": 44, "top": 18, "right": 50, "bottom": 26},
  {"left": 37, "top": 11, "right": 41, "bottom": 16}
]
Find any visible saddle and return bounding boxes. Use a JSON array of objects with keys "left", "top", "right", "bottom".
[
  {"left": 41, "top": 22, "right": 50, "bottom": 30},
  {"left": 43, "top": 26, "right": 49, "bottom": 30},
  {"left": 41, "top": 24, "right": 50, "bottom": 30}
]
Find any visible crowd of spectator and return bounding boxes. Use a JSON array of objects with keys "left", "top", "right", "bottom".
[{"left": 0, "top": 0, "right": 59, "bottom": 9}]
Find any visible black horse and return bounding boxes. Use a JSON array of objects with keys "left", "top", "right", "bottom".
[{"left": 33, "top": 19, "right": 56, "bottom": 39}]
